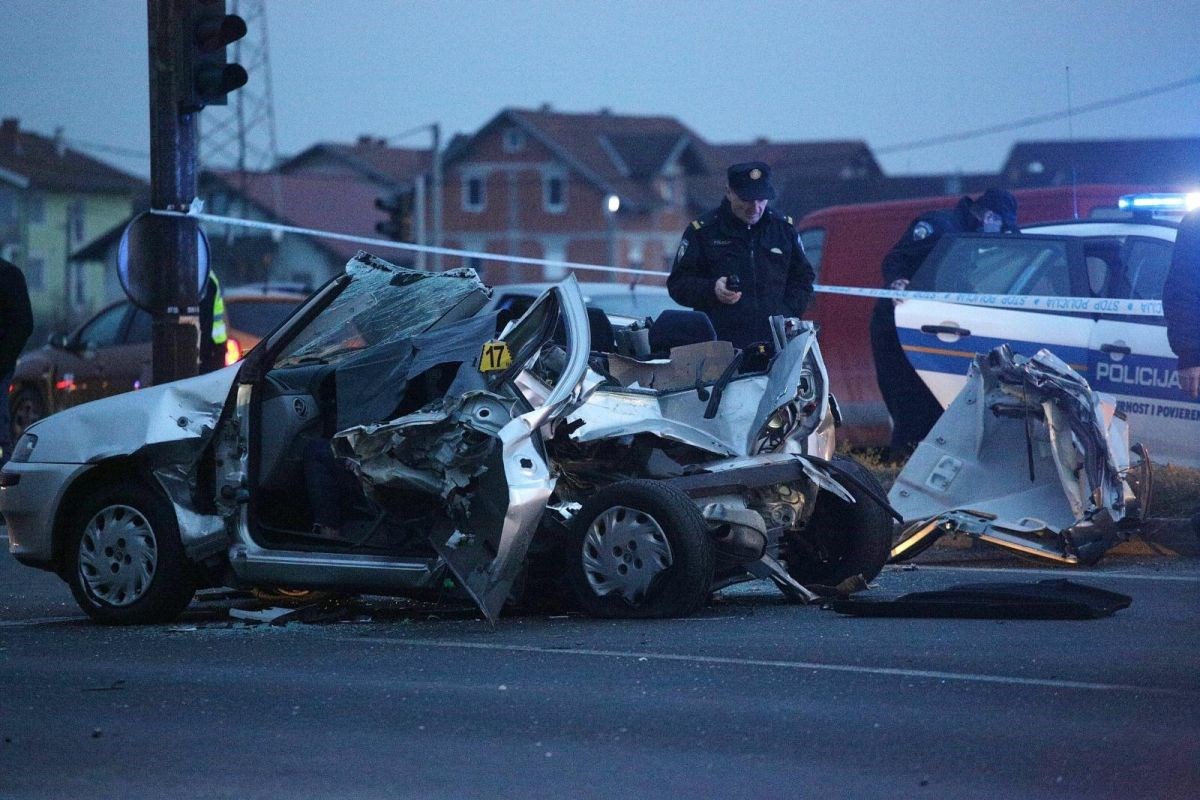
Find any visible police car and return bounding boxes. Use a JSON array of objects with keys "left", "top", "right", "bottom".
[{"left": 894, "top": 192, "right": 1199, "bottom": 468}]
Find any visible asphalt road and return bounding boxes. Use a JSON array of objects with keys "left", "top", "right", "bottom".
[{"left": 2, "top": 530, "right": 1197, "bottom": 800}]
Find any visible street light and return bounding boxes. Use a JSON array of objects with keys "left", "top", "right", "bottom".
[{"left": 604, "top": 193, "right": 620, "bottom": 268}]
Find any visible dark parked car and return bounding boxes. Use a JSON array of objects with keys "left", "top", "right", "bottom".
[{"left": 7, "top": 286, "right": 307, "bottom": 440}]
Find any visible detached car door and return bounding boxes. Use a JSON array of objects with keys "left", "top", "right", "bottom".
[{"left": 895, "top": 233, "right": 1093, "bottom": 407}]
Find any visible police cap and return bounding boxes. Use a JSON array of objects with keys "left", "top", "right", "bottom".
[{"left": 727, "top": 161, "right": 776, "bottom": 201}]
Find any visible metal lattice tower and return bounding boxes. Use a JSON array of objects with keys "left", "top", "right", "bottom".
[{"left": 199, "top": 0, "right": 280, "bottom": 185}]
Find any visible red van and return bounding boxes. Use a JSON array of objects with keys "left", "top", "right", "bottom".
[{"left": 796, "top": 184, "right": 1172, "bottom": 446}]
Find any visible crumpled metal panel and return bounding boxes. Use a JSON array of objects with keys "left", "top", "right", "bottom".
[
  {"left": 890, "top": 345, "right": 1146, "bottom": 564},
  {"left": 332, "top": 275, "right": 592, "bottom": 622},
  {"left": 21, "top": 363, "right": 239, "bottom": 464}
]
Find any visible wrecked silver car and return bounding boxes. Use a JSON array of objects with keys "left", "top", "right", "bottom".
[
  {"left": 889, "top": 344, "right": 1152, "bottom": 566},
  {"left": 2, "top": 252, "right": 893, "bottom": 624}
]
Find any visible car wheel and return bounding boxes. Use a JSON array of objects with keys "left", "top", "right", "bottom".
[
  {"left": 785, "top": 455, "right": 893, "bottom": 585},
  {"left": 9, "top": 386, "right": 46, "bottom": 442},
  {"left": 566, "top": 479, "right": 714, "bottom": 619},
  {"left": 64, "top": 481, "right": 196, "bottom": 625}
]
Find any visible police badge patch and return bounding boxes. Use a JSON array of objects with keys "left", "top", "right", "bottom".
[
  {"left": 676, "top": 238, "right": 688, "bottom": 260},
  {"left": 911, "top": 221, "right": 934, "bottom": 241}
]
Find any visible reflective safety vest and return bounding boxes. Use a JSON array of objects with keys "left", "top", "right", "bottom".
[{"left": 209, "top": 273, "right": 227, "bottom": 345}]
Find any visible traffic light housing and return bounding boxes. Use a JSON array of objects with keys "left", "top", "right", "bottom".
[
  {"left": 376, "top": 191, "right": 415, "bottom": 242},
  {"left": 180, "top": 0, "right": 248, "bottom": 112}
]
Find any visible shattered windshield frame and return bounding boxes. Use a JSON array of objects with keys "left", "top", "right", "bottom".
[{"left": 273, "top": 256, "right": 490, "bottom": 368}]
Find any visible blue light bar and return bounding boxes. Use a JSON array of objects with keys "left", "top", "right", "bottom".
[{"left": 1118, "top": 192, "right": 1200, "bottom": 213}]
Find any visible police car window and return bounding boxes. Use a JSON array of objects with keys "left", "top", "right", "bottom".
[
  {"left": 1121, "top": 238, "right": 1173, "bottom": 300},
  {"left": 911, "top": 237, "right": 1071, "bottom": 296},
  {"left": 799, "top": 228, "right": 825, "bottom": 275}
]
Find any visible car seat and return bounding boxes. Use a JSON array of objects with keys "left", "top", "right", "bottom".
[{"left": 648, "top": 310, "right": 716, "bottom": 354}]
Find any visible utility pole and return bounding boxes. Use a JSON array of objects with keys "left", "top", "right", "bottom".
[{"left": 144, "top": 0, "right": 246, "bottom": 384}]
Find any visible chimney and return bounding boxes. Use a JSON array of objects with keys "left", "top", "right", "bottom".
[
  {"left": 54, "top": 126, "right": 67, "bottom": 158},
  {"left": 599, "top": 107, "right": 612, "bottom": 116},
  {"left": 1, "top": 118, "right": 17, "bottom": 135},
  {"left": 539, "top": 103, "right": 552, "bottom": 113},
  {"left": 754, "top": 136, "right": 769, "bottom": 146}
]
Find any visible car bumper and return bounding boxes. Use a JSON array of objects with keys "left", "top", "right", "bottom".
[{"left": 1, "top": 462, "right": 90, "bottom": 569}]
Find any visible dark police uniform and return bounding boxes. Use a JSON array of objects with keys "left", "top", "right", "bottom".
[
  {"left": 667, "top": 163, "right": 814, "bottom": 349},
  {"left": 0, "top": 256, "right": 34, "bottom": 464},
  {"left": 1163, "top": 209, "right": 1200, "bottom": 380},
  {"left": 869, "top": 190, "right": 1017, "bottom": 458}
]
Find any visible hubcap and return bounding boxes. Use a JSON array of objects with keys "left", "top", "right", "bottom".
[
  {"left": 582, "top": 505, "right": 673, "bottom": 604},
  {"left": 78, "top": 504, "right": 158, "bottom": 607}
]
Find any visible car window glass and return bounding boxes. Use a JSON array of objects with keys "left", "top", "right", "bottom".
[
  {"left": 273, "top": 261, "right": 489, "bottom": 369},
  {"left": 799, "top": 227, "right": 825, "bottom": 275},
  {"left": 1121, "top": 238, "right": 1173, "bottom": 300},
  {"left": 225, "top": 298, "right": 302, "bottom": 338},
  {"left": 125, "top": 309, "right": 152, "bottom": 344},
  {"left": 77, "top": 304, "right": 129, "bottom": 348},
  {"left": 911, "top": 237, "right": 1071, "bottom": 297}
]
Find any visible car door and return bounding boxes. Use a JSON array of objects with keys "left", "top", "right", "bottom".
[
  {"left": 103, "top": 307, "right": 154, "bottom": 396},
  {"left": 55, "top": 302, "right": 133, "bottom": 409},
  {"left": 895, "top": 233, "right": 1093, "bottom": 408},
  {"left": 1087, "top": 234, "right": 1197, "bottom": 467}
]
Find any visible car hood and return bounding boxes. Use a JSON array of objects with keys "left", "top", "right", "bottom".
[{"left": 20, "top": 363, "right": 241, "bottom": 464}]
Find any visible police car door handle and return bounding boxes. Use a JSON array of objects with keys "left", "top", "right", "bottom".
[
  {"left": 920, "top": 324, "right": 971, "bottom": 337},
  {"left": 1100, "top": 343, "right": 1132, "bottom": 355}
]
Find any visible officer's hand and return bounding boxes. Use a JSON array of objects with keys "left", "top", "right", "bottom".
[
  {"left": 889, "top": 278, "right": 910, "bottom": 306},
  {"left": 1181, "top": 365, "right": 1200, "bottom": 399},
  {"left": 715, "top": 276, "right": 742, "bottom": 305}
]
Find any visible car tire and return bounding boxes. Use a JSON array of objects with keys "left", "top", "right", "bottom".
[
  {"left": 785, "top": 455, "right": 893, "bottom": 585},
  {"left": 64, "top": 481, "right": 196, "bottom": 625},
  {"left": 9, "top": 386, "right": 46, "bottom": 442},
  {"left": 565, "top": 479, "right": 714, "bottom": 619}
]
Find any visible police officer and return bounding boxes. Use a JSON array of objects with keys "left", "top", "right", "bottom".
[
  {"left": 0, "top": 254, "right": 33, "bottom": 465},
  {"left": 1163, "top": 208, "right": 1200, "bottom": 401},
  {"left": 198, "top": 271, "right": 229, "bottom": 373},
  {"left": 667, "top": 161, "right": 815, "bottom": 349},
  {"left": 869, "top": 188, "right": 1018, "bottom": 460}
]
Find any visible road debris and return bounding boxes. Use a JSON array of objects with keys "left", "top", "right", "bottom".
[{"left": 890, "top": 346, "right": 1151, "bottom": 566}]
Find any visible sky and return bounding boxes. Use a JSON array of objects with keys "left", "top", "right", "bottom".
[{"left": 3, "top": 0, "right": 1199, "bottom": 180}]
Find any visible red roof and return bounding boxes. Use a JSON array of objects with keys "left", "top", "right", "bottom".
[
  {"left": 0, "top": 118, "right": 146, "bottom": 194},
  {"left": 204, "top": 170, "right": 390, "bottom": 261}
]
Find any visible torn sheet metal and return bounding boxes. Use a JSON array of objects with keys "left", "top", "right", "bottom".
[
  {"left": 22, "top": 363, "right": 239, "bottom": 464},
  {"left": 564, "top": 322, "right": 833, "bottom": 459},
  {"left": 890, "top": 345, "right": 1150, "bottom": 565}
]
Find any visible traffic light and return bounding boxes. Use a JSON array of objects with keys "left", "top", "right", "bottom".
[
  {"left": 179, "top": 0, "right": 248, "bottom": 112},
  {"left": 376, "top": 190, "right": 415, "bottom": 242}
]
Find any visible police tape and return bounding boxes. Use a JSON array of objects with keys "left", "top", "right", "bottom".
[
  {"left": 814, "top": 284, "right": 1164, "bottom": 317},
  {"left": 150, "top": 207, "right": 1165, "bottom": 318}
]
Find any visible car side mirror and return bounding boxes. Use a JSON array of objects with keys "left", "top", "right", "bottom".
[{"left": 47, "top": 333, "right": 70, "bottom": 349}]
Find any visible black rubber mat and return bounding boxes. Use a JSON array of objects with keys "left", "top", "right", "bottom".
[{"left": 829, "top": 579, "right": 1132, "bottom": 620}]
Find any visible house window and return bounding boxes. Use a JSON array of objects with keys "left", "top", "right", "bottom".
[
  {"left": 542, "top": 242, "right": 566, "bottom": 280},
  {"left": 69, "top": 199, "right": 87, "bottom": 244},
  {"left": 25, "top": 256, "right": 45, "bottom": 291},
  {"left": 543, "top": 173, "right": 566, "bottom": 213},
  {"left": 502, "top": 127, "right": 525, "bottom": 153},
  {"left": 26, "top": 193, "right": 44, "bottom": 224},
  {"left": 462, "top": 174, "right": 486, "bottom": 212}
]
